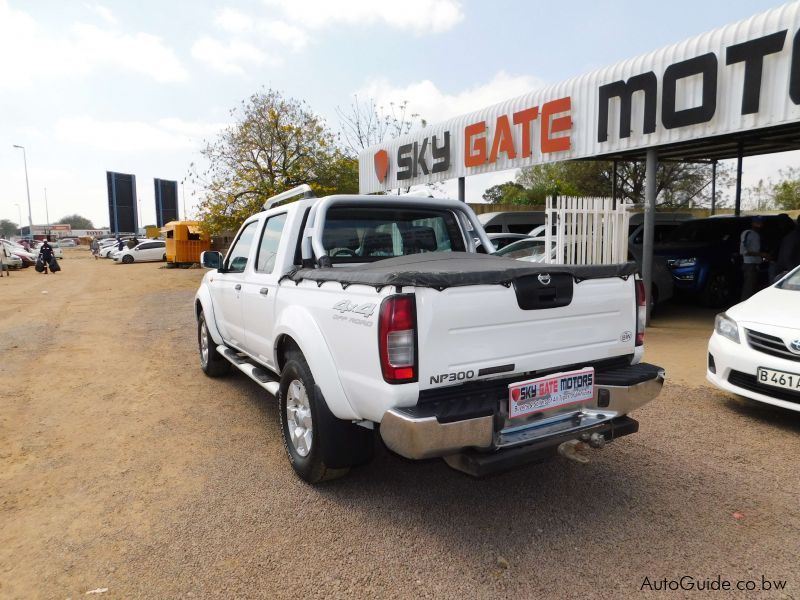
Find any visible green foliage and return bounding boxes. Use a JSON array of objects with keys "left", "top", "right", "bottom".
[
  {"left": 515, "top": 160, "right": 729, "bottom": 207},
  {"left": 771, "top": 168, "right": 800, "bottom": 210},
  {"left": 56, "top": 214, "right": 94, "bottom": 229},
  {"left": 0, "top": 218, "right": 18, "bottom": 238},
  {"left": 189, "top": 88, "right": 359, "bottom": 236},
  {"left": 482, "top": 181, "right": 546, "bottom": 205}
]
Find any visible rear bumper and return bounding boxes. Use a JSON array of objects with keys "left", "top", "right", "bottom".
[{"left": 379, "top": 363, "right": 665, "bottom": 460}]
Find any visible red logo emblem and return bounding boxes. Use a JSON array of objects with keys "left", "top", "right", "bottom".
[
  {"left": 511, "top": 387, "right": 521, "bottom": 402},
  {"left": 374, "top": 149, "right": 389, "bottom": 183}
]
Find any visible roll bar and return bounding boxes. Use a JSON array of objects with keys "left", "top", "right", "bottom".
[{"left": 264, "top": 184, "right": 315, "bottom": 210}]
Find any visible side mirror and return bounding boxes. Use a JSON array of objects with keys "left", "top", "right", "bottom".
[{"left": 201, "top": 251, "right": 223, "bottom": 270}]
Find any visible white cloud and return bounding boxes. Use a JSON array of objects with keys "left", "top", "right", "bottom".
[
  {"left": 357, "top": 71, "right": 546, "bottom": 124},
  {"left": 262, "top": 0, "right": 464, "bottom": 34},
  {"left": 86, "top": 3, "right": 117, "bottom": 25},
  {"left": 191, "top": 36, "right": 279, "bottom": 76},
  {"left": 54, "top": 116, "right": 227, "bottom": 153},
  {"left": 0, "top": 1, "right": 188, "bottom": 87},
  {"left": 215, "top": 7, "right": 253, "bottom": 33},
  {"left": 258, "top": 20, "right": 308, "bottom": 52}
]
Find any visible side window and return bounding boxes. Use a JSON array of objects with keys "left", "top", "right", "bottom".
[
  {"left": 139, "top": 242, "right": 154, "bottom": 250},
  {"left": 225, "top": 221, "right": 258, "bottom": 273},
  {"left": 256, "top": 213, "right": 287, "bottom": 273}
]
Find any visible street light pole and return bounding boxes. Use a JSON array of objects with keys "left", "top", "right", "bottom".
[
  {"left": 14, "top": 203, "right": 22, "bottom": 236},
  {"left": 44, "top": 187, "right": 50, "bottom": 239},
  {"left": 12, "top": 145, "right": 34, "bottom": 239}
]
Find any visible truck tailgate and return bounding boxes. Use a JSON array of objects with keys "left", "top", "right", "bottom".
[{"left": 415, "top": 274, "right": 636, "bottom": 390}]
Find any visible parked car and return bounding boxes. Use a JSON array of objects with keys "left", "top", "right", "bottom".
[
  {"left": 475, "top": 232, "right": 532, "bottom": 252},
  {"left": 32, "top": 241, "right": 63, "bottom": 259},
  {"left": 114, "top": 240, "right": 167, "bottom": 263},
  {"left": 4, "top": 252, "right": 23, "bottom": 269},
  {"left": 494, "top": 237, "right": 547, "bottom": 262},
  {"left": 477, "top": 211, "right": 545, "bottom": 234},
  {"left": 627, "top": 212, "right": 694, "bottom": 246},
  {"left": 1, "top": 240, "right": 37, "bottom": 267},
  {"left": 195, "top": 188, "right": 664, "bottom": 482},
  {"left": 707, "top": 265, "right": 800, "bottom": 412},
  {"left": 656, "top": 214, "right": 795, "bottom": 307},
  {"left": 57, "top": 238, "right": 77, "bottom": 247}
]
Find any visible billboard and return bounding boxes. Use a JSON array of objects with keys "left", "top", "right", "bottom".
[
  {"left": 154, "top": 178, "right": 179, "bottom": 227},
  {"left": 360, "top": 4, "right": 800, "bottom": 192},
  {"left": 106, "top": 171, "right": 138, "bottom": 234}
]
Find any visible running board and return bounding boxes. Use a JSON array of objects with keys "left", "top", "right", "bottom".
[{"left": 217, "top": 345, "right": 280, "bottom": 396}]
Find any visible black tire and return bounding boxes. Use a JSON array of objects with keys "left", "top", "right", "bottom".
[
  {"left": 162, "top": 253, "right": 167, "bottom": 261},
  {"left": 122, "top": 254, "right": 134, "bottom": 264},
  {"left": 700, "top": 271, "right": 733, "bottom": 307},
  {"left": 198, "top": 310, "right": 230, "bottom": 377},
  {"left": 279, "top": 349, "right": 373, "bottom": 483}
]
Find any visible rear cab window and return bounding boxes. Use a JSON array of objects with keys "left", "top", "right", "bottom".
[{"left": 321, "top": 206, "right": 466, "bottom": 264}]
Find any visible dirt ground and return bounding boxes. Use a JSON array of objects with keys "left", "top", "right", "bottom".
[{"left": 1, "top": 250, "right": 799, "bottom": 599}]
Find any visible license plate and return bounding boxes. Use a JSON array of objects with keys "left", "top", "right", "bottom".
[
  {"left": 508, "top": 367, "right": 595, "bottom": 419},
  {"left": 757, "top": 367, "right": 800, "bottom": 392}
]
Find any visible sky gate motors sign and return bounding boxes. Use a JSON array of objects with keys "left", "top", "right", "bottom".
[{"left": 358, "top": 5, "right": 800, "bottom": 194}]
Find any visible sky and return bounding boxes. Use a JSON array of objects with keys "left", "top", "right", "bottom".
[{"left": 1, "top": 0, "right": 797, "bottom": 230}]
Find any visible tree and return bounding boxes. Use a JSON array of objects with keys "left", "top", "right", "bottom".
[
  {"left": 57, "top": 214, "right": 94, "bottom": 229},
  {"left": 515, "top": 160, "right": 731, "bottom": 207},
  {"left": 189, "top": 88, "right": 359, "bottom": 235},
  {"left": 771, "top": 167, "right": 800, "bottom": 210},
  {"left": 336, "top": 96, "right": 424, "bottom": 158},
  {"left": 0, "top": 219, "right": 18, "bottom": 238},
  {"left": 482, "top": 181, "right": 546, "bottom": 205}
]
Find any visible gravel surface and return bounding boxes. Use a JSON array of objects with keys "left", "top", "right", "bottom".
[{"left": 1, "top": 250, "right": 799, "bottom": 599}]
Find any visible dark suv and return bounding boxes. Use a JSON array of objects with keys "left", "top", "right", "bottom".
[{"left": 655, "top": 214, "right": 794, "bottom": 307}]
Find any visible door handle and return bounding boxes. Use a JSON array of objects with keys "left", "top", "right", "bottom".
[
  {"left": 259, "top": 288, "right": 269, "bottom": 296},
  {"left": 234, "top": 284, "right": 241, "bottom": 291}
]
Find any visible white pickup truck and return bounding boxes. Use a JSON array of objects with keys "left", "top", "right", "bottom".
[{"left": 194, "top": 186, "right": 664, "bottom": 482}]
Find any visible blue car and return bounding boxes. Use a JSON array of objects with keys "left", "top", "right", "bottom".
[{"left": 655, "top": 214, "right": 794, "bottom": 307}]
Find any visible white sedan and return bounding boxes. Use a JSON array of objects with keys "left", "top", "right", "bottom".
[
  {"left": 114, "top": 240, "right": 167, "bottom": 264},
  {"left": 707, "top": 266, "right": 800, "bottom": 412}
]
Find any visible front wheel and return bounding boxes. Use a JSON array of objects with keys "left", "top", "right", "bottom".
[
  {"left": 198, "top": 310, "right": 230, "bottom": 377},
  {"left": 121, "top": 254, "right": 134, "bottom": 264},
  {"left": 700, "top": 271, "right": 732, "bottom": 307}
]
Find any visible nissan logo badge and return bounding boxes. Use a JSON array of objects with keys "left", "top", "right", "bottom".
[
  {"left": 791, "top": 339, "right": 800, "bottom": 353},
  {"left": 538, "top": 273, "right": 551, "bottom": 285}
]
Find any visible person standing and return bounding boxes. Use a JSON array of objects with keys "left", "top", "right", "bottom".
[
  {"left": 90, "top": 237, "right": 100, "bottom": 259},
  {"left": 39, "top": 239, "right": 54, "bottom": 275},
  {"left": 117, "top": 237, "right": 125, "bottom": 252},
  {"left": 740, "top": 216, "right": 769, "bottom": 300},
  {"left": 0, "top": 242, "right": 9, "bottom": 278}
]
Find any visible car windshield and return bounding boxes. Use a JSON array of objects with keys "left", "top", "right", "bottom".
[
  {"left": 777, "top": 268, "right": 800, "bottom": 290},
  {"left": 495, "top": 238, "right": 545, "bottom": 260},
  {"left": 666, "top": 220, "right": 736, "bottom": 243},
  {"left": 321, "top": 206, "right": 466, "bottom": 263}
]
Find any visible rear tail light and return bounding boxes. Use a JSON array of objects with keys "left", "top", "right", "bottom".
[
  {"left": 378, "top": 295, "right": 417, "bottom": 383},
  {"left": 635, "top": 279, "right": 646, "bottom": 346}
]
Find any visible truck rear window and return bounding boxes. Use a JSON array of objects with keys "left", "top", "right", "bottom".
[{"left": 322, "top": 206, "right": 466, "bottom": 263}]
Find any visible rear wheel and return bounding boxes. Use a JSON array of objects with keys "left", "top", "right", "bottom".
[
  {"left": 279, "top": 349, "right": 373, "bottom": 483},
  {"left": 198, "top": 310, "right": 230, "bottom": 377}
]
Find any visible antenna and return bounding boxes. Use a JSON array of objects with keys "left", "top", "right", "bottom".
[{"left": 264, "top": 184, "right": 315, "bottom": 210}]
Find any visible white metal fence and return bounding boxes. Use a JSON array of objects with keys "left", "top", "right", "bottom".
[{"left": 544, "top": 196, "right": 631, "bottom": 265}]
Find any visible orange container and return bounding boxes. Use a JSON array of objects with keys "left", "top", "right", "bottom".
[{"left": 162, "top": 221, "right": 211, "bottom": 264}]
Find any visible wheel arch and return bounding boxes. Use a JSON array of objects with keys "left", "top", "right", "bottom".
[{"left": 273, "top": 308, "right": 358, "bottom": 421}]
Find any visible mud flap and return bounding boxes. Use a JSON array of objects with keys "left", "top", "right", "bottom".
[{"left": 313, "top": 385, "right": 374, "bottom": 469}]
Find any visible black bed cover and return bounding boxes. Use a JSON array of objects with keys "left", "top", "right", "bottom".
[{"left": 283, "top": 253, "right": 638, "bottom": 291}]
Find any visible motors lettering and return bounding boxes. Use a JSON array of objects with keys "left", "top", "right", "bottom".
[
  {"left": 598, "top": 29, "right": 797, "bottom": 142},
  {"left": 516, "top": 373, "right": 594, "bottom": 401}
]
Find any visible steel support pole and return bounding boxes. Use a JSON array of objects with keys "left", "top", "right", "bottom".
[
  {"left": 612, "top": 160, "right": 618, "bottom": 209},
  {"left": 643, "top": 149, "right": 658, "bottom": 326},
  {"left": 711, "top": 160, "right": 717, "bottom": 215},
  {"left": 735, "top": 143, "right": 743, "bottom": 217},
  {"left": 458, "top": 176, "right": 465, "bottom": 202}
]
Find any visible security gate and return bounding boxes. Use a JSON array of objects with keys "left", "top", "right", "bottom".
[{"left": 544, "top": 196, "right": 631, "bottom": 265}]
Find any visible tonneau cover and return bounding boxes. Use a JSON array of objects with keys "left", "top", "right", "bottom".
[{"left": 283, "top": 253, "right": 638, "bottom": 290}]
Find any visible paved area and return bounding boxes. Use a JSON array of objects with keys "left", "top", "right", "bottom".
[{"left": 1, "top": 251, "right": 798, "bottom": 599}]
